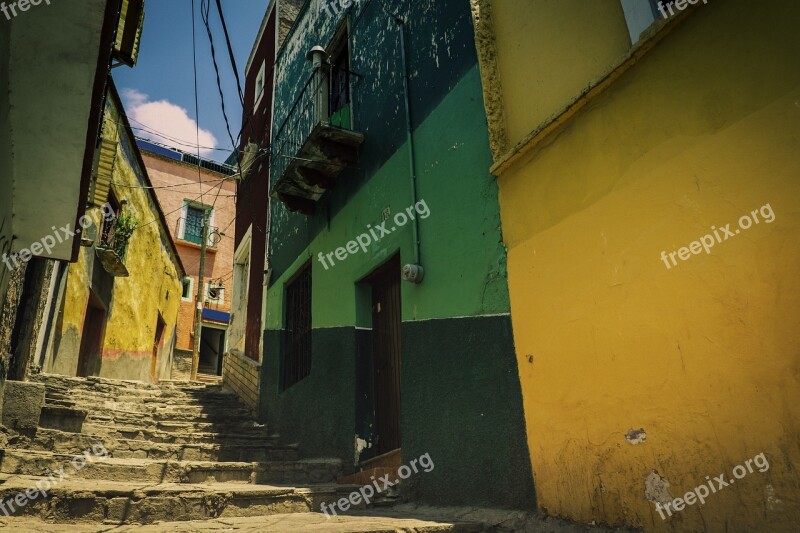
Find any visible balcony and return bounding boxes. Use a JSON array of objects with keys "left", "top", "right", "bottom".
[
  {"left": 271, "top": 54, "right": 365, "bottom": 214},
  {"left": 95, "top": 214, "right": 136, "bottom": 277},
  {"left": 176, "top": 217, "right": 219, "bottom": 251}
]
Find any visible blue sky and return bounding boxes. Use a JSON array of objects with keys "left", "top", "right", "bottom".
[{"left": 113, "top": 0, "right": 271, "bottom": 163}]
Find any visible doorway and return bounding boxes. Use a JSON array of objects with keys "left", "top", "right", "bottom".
[
  {"left": 76, "top": 292, "right": 106, "bottom": 377},
  {"left": 370, "top": 255, "right": 402, "bottom": 455},
  {"left": 151, "top": 314, "right": 166, "bottom": 382},
  {"left": 199, "top": 326, "right": 226, "bottom": 376}
]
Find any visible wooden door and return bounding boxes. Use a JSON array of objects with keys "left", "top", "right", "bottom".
[
  {"left": 371, "top": 256, "right": 402, "bottom": 454},
  {"left": 77, "top": 294, "right": 106, "bottom": 378}
]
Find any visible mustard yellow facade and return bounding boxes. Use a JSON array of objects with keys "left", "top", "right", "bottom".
[
  {"left": 44, "top": 83, "right": 183, "bottom": 383},
  {"left": 474, "top": 0, "right": 800, "bottom": 530}
]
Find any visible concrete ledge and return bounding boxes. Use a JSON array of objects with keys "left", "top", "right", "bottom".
[{"left": 2, "top": 380, "right": 45, "bottom": 429}]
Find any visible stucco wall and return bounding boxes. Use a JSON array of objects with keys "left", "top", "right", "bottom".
[
  {"left": 493, "top": 0, "right": 800, "bottom": 530},
  {"left": 48, "top": 93, "right": 183, "bottom": 383},
  {"left": 0, "top": 25, "right": 12, "bottom": 311},
  {"left": 489, "top": 0, "right": 630, "bottom": 150},
  {"left": 6, "top": 0, "right": 108, "bottom": 261}
]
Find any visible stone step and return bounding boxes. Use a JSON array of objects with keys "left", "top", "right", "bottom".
[
  {"left": 46, "top": 397, "right": 253, "bottom": 420},
  {"left": 81, "top": 416, "right": 271, "bottom": 438},
  {"left": 34, "top": 373, "right": 220, "bottom": 392},
  {"left": 35, "top": 385, "right": 219, "bottom": 402},
  {"left": 10, "top": 428, "right": 299, "bottom": 462},
  {"left": 82, "top": 409, "right": 257, "bottom": 430},
  {"left": 0, "top": 450, "right": 341, "bottom": 485},
  {"left": 0, "top": 513, "right": 479, "bottom": 531},
  {"left": 0, "top": 475, "right": 360, "bottom": 525},
  {"left": 81, "top": 423, "right": 276, "bottom": 446}
]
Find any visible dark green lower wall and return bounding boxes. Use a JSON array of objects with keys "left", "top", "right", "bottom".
[
  {"left": 261, "top": 327, "right": 357, "bottom": 465},
  {"left": 261, "top": 314, "right": 535, "bottom": 510}
]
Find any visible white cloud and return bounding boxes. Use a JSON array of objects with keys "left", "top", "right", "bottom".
[{"left": 121, "top": 88, "right": 218, "bottom": 158}]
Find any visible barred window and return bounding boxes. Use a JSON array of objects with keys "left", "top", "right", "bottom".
[{"left": 283, "top": 262, "right": 312, "bottom": 389}]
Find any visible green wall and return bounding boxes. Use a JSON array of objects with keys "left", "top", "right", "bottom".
[{"left": 261, "top": 0, "right": 534, "bottom": 509}]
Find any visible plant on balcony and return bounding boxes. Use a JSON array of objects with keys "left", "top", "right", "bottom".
[
  {"left": 99, "top": 211, "right": 138, "bottom": 261},
  {"left": 111, "top": 212, "right": 139, "bottom": 259}
]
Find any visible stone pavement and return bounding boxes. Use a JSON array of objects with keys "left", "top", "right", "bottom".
[{"left": 0, "top": 375, "right": 639, "bottom": 532}]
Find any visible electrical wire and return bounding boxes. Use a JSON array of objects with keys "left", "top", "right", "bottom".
[
  {"left": 111, "top": 178, "right": 227, "bottom": 191},
  {"left": 201, "top": 0, "right": 240, "bottom": 173},
  {"left": 135, "top": 178, "right": 226, "bottom": 230}
]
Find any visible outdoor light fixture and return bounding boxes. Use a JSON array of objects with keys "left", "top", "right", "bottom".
[{"left": 402, "top": 263, "right": 424, "bottom": 284}]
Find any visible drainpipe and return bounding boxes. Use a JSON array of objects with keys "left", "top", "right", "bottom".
[{"left": 396, "top": 18, "right": 424, "bottom": 284}]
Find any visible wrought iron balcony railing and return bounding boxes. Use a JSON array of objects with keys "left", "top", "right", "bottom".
[{"left": 270, "top": 58, "right": 365, "bottom": 214}]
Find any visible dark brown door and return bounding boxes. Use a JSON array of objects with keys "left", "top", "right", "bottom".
[
  {"left": 151, "top": 315, "right": 166, "bottom": 382},
  {"left": 371, "top": 256, "right": 402, "bottom": 454},
  {"left": 77, "top": 293, "right": 106, "bottom": 378}
]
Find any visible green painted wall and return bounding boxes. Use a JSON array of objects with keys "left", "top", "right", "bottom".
[
  {"left": 261, "top": 0, "right": 533, "bottom": 509},
  {"left": 266, "top": 69, "right": 510, "bottom": 327}
]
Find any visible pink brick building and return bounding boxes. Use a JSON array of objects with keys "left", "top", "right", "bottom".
[{"left": 142, "top": 144, "right": 236, "bottom": 379}]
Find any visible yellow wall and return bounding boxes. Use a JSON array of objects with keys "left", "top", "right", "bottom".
[
  {"left": 492, "top": 0, "right": 800, "bottom": 530},
  {"left": 490, "top": 0, "right": 630, "bottom": 148},
  {"left": 51, "top": 93, "right": 182, "bottom": 383}
]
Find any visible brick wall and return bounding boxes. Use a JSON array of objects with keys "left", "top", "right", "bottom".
[{"left": 222, "top": 349, "right": 260, "bottom": 410}]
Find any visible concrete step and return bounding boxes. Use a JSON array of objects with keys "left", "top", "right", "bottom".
[
  {"left": 0, "top": 450, "right": 341, "bottom": 485},
  {"left": 11, "top": 428, "right": 299, "bottom": 462},
  {"left": 0, "top": 475, "right": 360, "bottom": 525}
]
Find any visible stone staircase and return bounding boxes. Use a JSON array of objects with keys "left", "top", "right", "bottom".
[{"left": 0, "top": 374, "right": 475, "bottom": 531}]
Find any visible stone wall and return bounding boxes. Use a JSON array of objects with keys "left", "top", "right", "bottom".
[
  {"left": 171, "top": 349, "right": 193, "bottom": 381},
  {"left": 222, "top": 349, "right": 260, "bottom": 411}
]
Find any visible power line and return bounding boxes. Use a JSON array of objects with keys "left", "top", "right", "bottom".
[
  {"left": 134, "top": 178, "right": 226, "bottom": 231},
  {"left": 215, "top": 0, "right": 245, "bottom": 107},
  {"left": 201, "top": 0, "right": 239, "bottom": 168},
  {"left": 111, "top": 177, "right": 228, "bottom": 191}
]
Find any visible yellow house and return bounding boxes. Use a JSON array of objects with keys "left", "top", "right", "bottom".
[
  {"left": 472, "top": 0, "right": 800, "bottom": 530},
  {"left": 41, "top": 80, "right": 185, "bottom": 383}
]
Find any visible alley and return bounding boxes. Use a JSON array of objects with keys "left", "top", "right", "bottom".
[{"left": 1, "top": 0, "right": 799, "bottom": 531}]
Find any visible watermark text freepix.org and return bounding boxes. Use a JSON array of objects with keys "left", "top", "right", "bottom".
[
  {"left": 656, "top": 0, "right": 708, "bottom": 20},
  {"left": 317, "top": 199, "right": 430, "bottom": 271},
  {"left": 1, "top": 0, "right": 53, "bottom": 22},
  {"left": 660, "top": 203, "right": 775, "bottom": 269},
  {"left": 1, "top": 203, "right": 114, "bottom": 271},
  {"left": 0, "top": 443, "right": 108, "bottom": 516},
  {"left": 654, "top": 452, "right": 769, "bottom": 520},
  {"left": 320, "top": 452, "right": 434, "bottom": 518}
]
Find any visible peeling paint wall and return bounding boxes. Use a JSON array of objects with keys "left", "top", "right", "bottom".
[
  {"left": 261, "top": 0, "right": 534, "bottom": 509},
  {"left": 483, "top": 0, "right": 800, "bottom": 530},
  {"left": 45, "top": 89, "right": 183, "bottom": 383}
]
